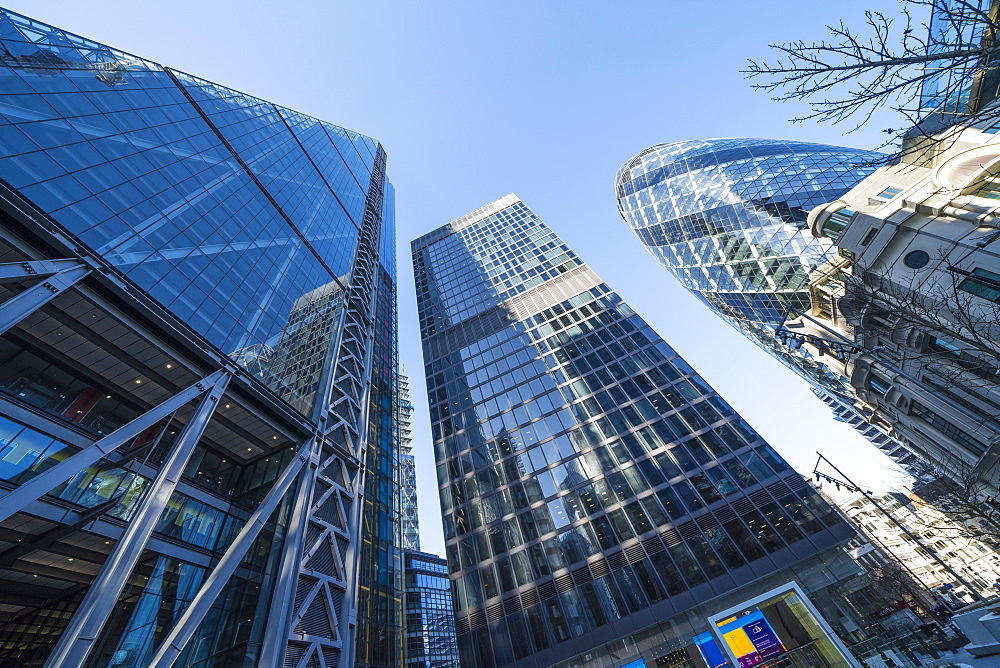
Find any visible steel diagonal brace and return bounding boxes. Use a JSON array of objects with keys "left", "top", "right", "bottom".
[
  {"left": 44, "top": 371, "right": 231, "bottom": 668},
  {"left": 257, "top": 440, "right": 321, "bottom": 667},
  {"left": 147, "top": 446, "right": 310, "bottom": 668},
  {"left": 0, "top": 259, "right": 86, "bottom": 282},
  {"left": 0, "top": 369, "right": 229, "bottom": 524},
  {"left": 0, "top": 260, "right": 90, "bottom": 335}
]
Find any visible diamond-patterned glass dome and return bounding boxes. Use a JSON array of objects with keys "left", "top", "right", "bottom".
[{"left": 616, "top": 138, "right": 884, "bottom": 393}]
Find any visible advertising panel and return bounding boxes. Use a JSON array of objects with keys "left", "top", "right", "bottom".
[{"left": 706, "top": 582, "right": 861, "bottom": 668}]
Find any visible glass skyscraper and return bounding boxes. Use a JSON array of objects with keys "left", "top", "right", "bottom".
[
  {"left": 0, "top": 8, "right": 401, "bottom": 667},
  {"left": 404, "top": 550, "right": 461, "bottom": 668},
  {"left": 399, "top": 371, "right": 421, "bottom": 552},
  {"left": 395, "top": 372, "right": 463, "bottom": 666},
  {"left": 811, "top": 388, "right": 922, "bottom": 473},
  {"left": 615, "top": 139, "right": 882, "bottom": 395},
  {"left": 412, "top": 195, "right": 895, "bottom": 667}
]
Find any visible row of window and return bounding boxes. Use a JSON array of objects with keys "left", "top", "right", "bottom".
[
  {"left": 447, "top": 440, "right": 797, "bottom": 576},
  {"left": 0, "top": 336, "right": 294, "bottom": 504},
  {"left": 0, "top": 416, "right": 258, "bottom": 556},
  {"left": 437, "top": 350, "right": 743, "bottom": 525},
  {"left": 451, "top": 483, "right": 840, "bottom": 667},
  {"left": 415, "top": 205, "right": 576, "bottom": 336}
]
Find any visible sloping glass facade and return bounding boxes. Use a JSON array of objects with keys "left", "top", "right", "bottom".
[
  {"left": 0, "top": 8, "right": 402, "bottom": 667},
  {"left": 615, "top": 139, "right": 882, "bottom": 394},
  {"left": 0, "top": 7, "right": 378, "bottom": 418},
  {"left": 412, "top": 196, "right": 862, "bottom": 667}
]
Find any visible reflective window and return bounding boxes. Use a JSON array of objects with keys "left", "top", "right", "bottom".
[
  {"left": 616, "top": 139, "right": 882, "bottom": 395},
  {"left": 958, "top": 267, "right": 1000, "bottom": 303},
  {"left": 417, "top": 198, "right": 849, "bottom": 665},
  {"left": 0, "top": 8, "right": 383, "bottom": 417}
]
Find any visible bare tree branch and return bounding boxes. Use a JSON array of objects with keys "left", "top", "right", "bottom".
[{"left": 746, "top": 0, "right": 1000, "bottom": 150}]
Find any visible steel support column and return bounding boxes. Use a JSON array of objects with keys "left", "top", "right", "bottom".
[
  {"left": 0, "top": 370, "right": 229, "bottom": 524},
  {"left": 256, "top": 439, "right": 321, "bottom": 666},
  {"left": 43, "top": 372, "right": 230, "bottom": 668},
  {"left": 148, "top": 446, "right": 310, "bottom": 667},
  {"left": 0, "top": 260, "right": 90, "bottom": 335}
]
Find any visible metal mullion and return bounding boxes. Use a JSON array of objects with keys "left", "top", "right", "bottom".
[
  {"left": 162, "top": 67, "right": 345, "bottom": 293},
  {"left": 43, "top": 371, "right": 229, "bottom": 667}
]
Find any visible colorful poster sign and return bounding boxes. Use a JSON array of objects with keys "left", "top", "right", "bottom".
[
  {"left": 741, "top": 617, "right": 784, "bottom": 660},
  {"left": 717, "top": 610, "right": 786, "bottom": 667},
  {"left": 721, "top": 625, "right": 760, "bottom": 667},
  {"left": 708, "top": 583, "right": 861, "bottom": 668}
]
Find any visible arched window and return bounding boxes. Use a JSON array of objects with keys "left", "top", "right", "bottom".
[{"left": 822, "top": 207, "right": 856, "bottom": 241}]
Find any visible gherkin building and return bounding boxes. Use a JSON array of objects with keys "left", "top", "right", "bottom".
[{"left": 615, "top": 138, "right": 883, "bottom": 394}]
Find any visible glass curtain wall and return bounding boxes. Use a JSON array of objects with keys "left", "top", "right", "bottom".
[
  {"left": 0, "top": 7, "right": 403, "bottom": 665},
  {"left": 615, "top": 139, "right": 883, "bottom": 395},
  {"left": 412, "top": 196, "right": 885, "bottom": 667},
  {"left": 404, "top": 550, "right": 461, "bottom": 668}
]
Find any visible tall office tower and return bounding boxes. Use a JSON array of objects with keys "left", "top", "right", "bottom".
[
  {"left": 399, "top": 372, "right": 421, "bottom": 551},
  {"left": 0, "top": 8, "right": 402, "bottom": 668},
  {"left": 615, "top": 139, "right": 882, "bottom": 396},
  {"left": 412, "top": 195, "right": 901, "bottom": 667},
  {"left": 395, "top": 375, "right": 464, "bottom": 666},
  {"left": 403, "top": 550, "right": 461, "bottom": 668}
]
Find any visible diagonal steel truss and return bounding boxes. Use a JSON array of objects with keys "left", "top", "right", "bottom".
[
  {"left": 0, "top": 158, "right": 390, "bottom": 667},
  {"left": 258, "top": 147, "right": 390, "bottom": 668}
]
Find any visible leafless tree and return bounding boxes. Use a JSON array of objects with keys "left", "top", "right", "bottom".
[
  {"left": 832, "top": 261, "right": 1000, "bottom": 489},
  {"left": 908, "top": 459, "right": 1000, "bottom": 546},
  {"left": 866, "top": 555, "right": 938, "bottom": 611},
  {"left": 746, "top": 0, "right": 1000, "bottom": 153},
  {"left": 839, "top": 262, "right": 1000, "bottom": 364}
]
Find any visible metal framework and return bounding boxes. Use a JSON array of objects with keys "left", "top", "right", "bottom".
[
  {"left": 148, "top": 444, "right": 312, "bottom": 667},
  {"left": 0, "top": 259, "right": 90, "bottom": 336},
  {"left": 265, "top": 147, "right": 389, "bottom": 668},
  {"left": 0, "top": 370, "right": 230, "bottom": 524},
  {"left": 44, "top": 371, "right": 231, "bottom": 667},
  {"left": 0, "top": 162, "right": 390, "bottom": 666}
]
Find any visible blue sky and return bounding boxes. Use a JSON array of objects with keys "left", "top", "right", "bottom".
[{"left": 18, "top": 0, "right": 913, "bottom": 556}]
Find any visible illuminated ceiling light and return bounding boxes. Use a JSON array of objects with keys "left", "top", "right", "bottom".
[
  {"left": 166, "top": 364, "right": 173, "bottom": 369},
  {"left": 225, "top": 404, "right": 231, "bottom": 409},
  {"left": 272, "top": 436, "right": 278, "bottom": 440},
  {"left": 67, "top": 558, "right": 74, "bottom": 561},
  {"left": 247, "top": 447, "right": 253, "bottom": 451},
  {"left": 135, "top": 379, "right": 142, "bottom": 384}
]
